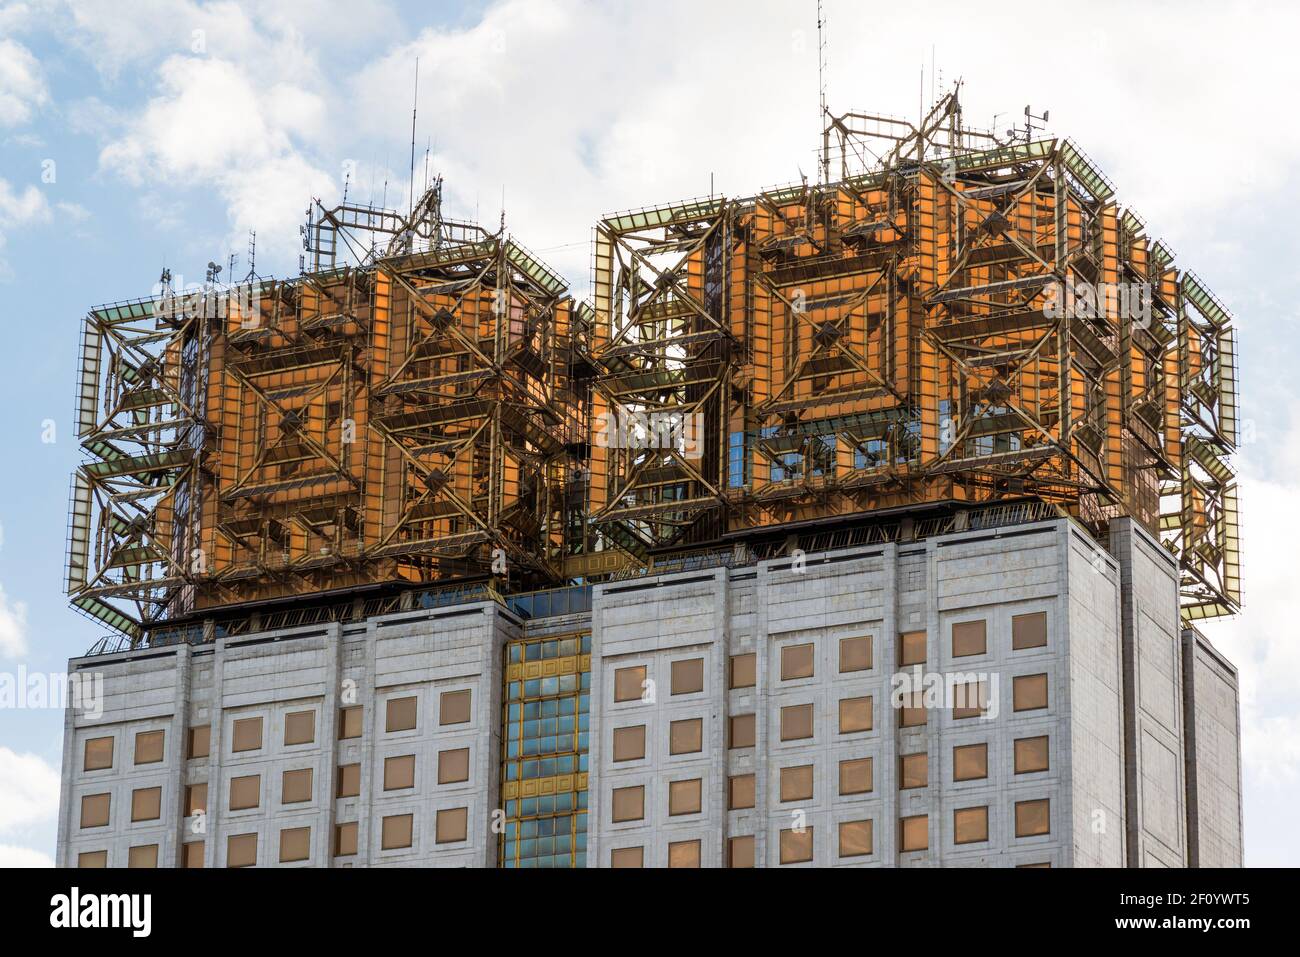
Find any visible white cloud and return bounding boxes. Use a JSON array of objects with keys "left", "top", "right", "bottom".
[
  {"left": 0, "top": 584, "right": 28, "bottom": 658},
  {"left": 0, "top": 844, "right": 54, "bottom": 867},
  {"left": 0, "top": 37, "right": 49, "bottom": 127},
  {"left": 0, "top": 747, "right": 58, "bottom": 834},
  {"left": 0, "top": 176, "right": 52, "bottom": 278}
]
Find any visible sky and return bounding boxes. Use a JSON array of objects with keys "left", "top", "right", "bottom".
[{"left": 0, "top": 0, "right": 1297, "bottom": 867}]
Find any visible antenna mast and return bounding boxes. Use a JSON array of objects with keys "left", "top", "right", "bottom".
[
  {"left": 817, "top": 0, "right": 828, "bottom": 184},
  {"left": 408, "top": 58, "right": 419, "bottom": 218}
]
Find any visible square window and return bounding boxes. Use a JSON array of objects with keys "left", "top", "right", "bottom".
[
  {"left": 954, "top": 806, "right": 989, "bottom": 844},
  {"left": 668, "top": 839, "right": 701, "bottom": 868},
  {"left": 839, "top": 756, "right": 873, "bottom": 795},
  {"left": 781, "top": 643, "right": 815, "bottom": 680},
  {"left": 951, "top": 620, "right": 987, "bottom": 658},
  {"left": 440, "top": 689, "right": 472, "bottom": 725},
  {"left": 729, "top": 773, "right": 755, "bottom": 810},
  {"left": 729, "top": 713, "right": 755, "bottom": 749},
  {"left": 729, "top": 653, "right": 756, "bottom": 689},
  {"left": 728, "top": 835, "right": 755, "bottom": 868},
  {"left": 839, "top": 636, "right": 872, "bottom": 673},
  {"left": 134, "top": 730, "right": 164, "bottom": 765},
  {"left": 899, "top": 752, "right": 928, "bottom": 789},
  {"left": 279, "top": 826, "right": 311, "bottom": 863},
  {"left": 953, "top": 743, "right": 988, "bottom": 781},
  {"left": 78, "top": 850, "right": 107, "bottom": 868},
  {"left": 671, "top": 657, "right": 704, "bottom": 695},
  {"left": 952, "top": 680, "right": 988, "bottom": 720},
  {"left": 438, "top": 748, "right": 470, "bottom": 784},
  {"left": 231, "top": 716, "right": 262, "bottom": 753},
  {"left": 337, "top": 763, "right": 360, "bottom": 797},
  {"left": 229, "top": 775, "right": 260, "bottom": 811},
  {"left": 383, "top": 755, "right": 415, "bottom": 791},
  {"left": 80, "top": 793, "right": 110, "bottom": 828},
  {"left": 780, "top": 765, "right": 813, "bottom": 802},
  {"left": 611, "top": 785, "right": 645, "bottom": 823},
  {"left": 381, "top": 813, "right": 413, "bottom": 849},
  {"left": 131, "top": 786, "right": 161, "bottom": 822},
  {"left": 187, "top": 725, "right": 210, "bottom": 759},
  {"left": 436, "top": 806, "right": 468, "bottom": 844},
  {"left": 899, "top": 690, "right": 926, "bottom": 727},
  {"left": 1013, "top": 674, "right": 1049, "bottom": 712},
  {"left": 614, "top": 665, "right": 647, "bottom": 703},
  {"left": 282, "top": 768, "right": 313, "bottom": 804},
  {"left": 185, "top": 783, "right": 207, "bottom": 816},
  {"left": 284, "top": 710, "right": 315, "bottom": 746},
  {"left": 779, "top": 826, "right": 814, "bottom": 864},
  {"left": 226, "top": 833, "right": 257, "bottom": 868},
  {"left": 1015, "top": 798, "right": 1050, "bottom": 837},
  {"left": 386, "top": 696, "right": 418, "bottom": 732},
  {"left": 838, "top": 695, "right": 872, "bottom": 734},
  {"left": 899, "top": 815, "right": 928, "bottom": 852},
  {"left": 338, "top": 706, "right": 363, "bottom": 740},
  {"left": 612, "top": 725, "right": 646, "bottom": 762},
  {"left": 127, "top": 844, "right": 158, "bottom": 868},
  {"left": 839, "top": 819, "right": 873, "bottom": 858},
  {"left": 898, "top": 631, "right": 926, "bottom": 667},
  {"left": 1014, "top": 735, "right": 1050, "bottom": 774},
  {"left": 183, "top": 842, "right": 204, "bottom": 868},
  {"left": 780, "top": 703, "right": 814, "bottom": 741},
  {"left": 83, "top": 736, "right": 113, "bottom": 772},
  {"left": 1012, "top": 611, "right": 1048, "bottom": 650},
  {"left": 610, "top": 846, "right": 643, "bottom": 868},
  {"left": 668, "top": 778, "right": 701, "bottom": 816},
  {"left": 335, "top": 822, "right": 358, "bottom": 856},
  {"left": 669, "top": 717, "right": 702, "bottom": 755}
]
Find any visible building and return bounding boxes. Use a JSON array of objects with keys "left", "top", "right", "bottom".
[{"left": 57, "top": 91, "right": 1244, "bottom": 867}]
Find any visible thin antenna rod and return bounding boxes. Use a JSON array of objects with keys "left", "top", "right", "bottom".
[
  {"left": 408, "top": 58, "right": 419, "bottom": 218},
  {"left": 817, "top": 0, "right": 828, "bottom": 183}
]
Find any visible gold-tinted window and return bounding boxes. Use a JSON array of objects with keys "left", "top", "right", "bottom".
[
  {"left": 386, "top": 696, "right": 418, "bottom": 732},
  {"left": 669, "top": 717, "right": 702, "bottom": 755},
  {"left": 839, "top": 756, "right": 873, "bottom": 795},
  {"left": 611, "top": 785, "right": 644, "bottom": 822},
  {"left": 613, "top": 665, "right": 646, "bottom": 702},
  {"left": 1012, "top": 611, "right": 1048, "bottom": 650},
  {"left": 284, "top": 710, "right": 315, "bottom": 746},
  {"left": 610, "top": 846, "right": 643, "bottom": 868},
  {"left": 1013, "top": 674, "right": 1049, "bottom": 712},
  {"left": 334, "top": 822, "right": 358, "bottom": 857},
  {"left": 839, "top": 695, "right": 873, "bottom": 733},
  {"left": 954, "top": 806, "right": 989, "bottom": 844},
  {"left": 899, "top": 690, "right": 927, "bottom": 727},
  {"left": 337, "top": 763, "right": 360, "bottom": 798},
  {"left": 899, "top": 815, "right": 928, "bottom": 852},
  {"left": 779, "top": 826, "right": 814, "bottom": 864},
  {"left": 1014, "top": 735, "right": 1050, "bottom": 774},
  {"left": 671, "top": 657, "right": 704, "bottom": 695},
  {"left": 952, "top": 680, "right": 988, "bottom": 720},
  {"left": 78, "top": 850, "right": 107, "bottom": 868},
  {"left": 383, "top": 755, "right": 415, "bottom": 791},
  {"left": 229, "top": 774, "right": 260, "bottom": 811},
  {"left": 780, "top": 703, "right": 814, "bottom": 741},
  {"left": 729, "top": 713, "right": 755, "bottom": 749},
  {"left": 668, "top": 778, "right": 702, "bottom": 816},
  {"left": 227, "top": 832, "right": 257, "bottom": 868},
  {"left": 185, "top": 783, "right": 207, "bottom": 816},
  {"left": 440, "top": 689, "right": 472, "bottom": 725},
  {"left": 131, "top": 786, "right": 161, "bottom": 822},
  {"left": 839, "top": 636, "right": 872, "bottom": 673},
  {"left": 282, "top": 768, "right": 313, "bottom": 804},
  {"left": 729, "top": 773, "right": 755, "bottom": 809},
  {"left": 279, "top": 827, "right": 311, "bottom": 863},
  {"left": 438, "top": 747, "right": 470, "bottom": 784},
  {"left": 899, "top": 752, "right": 928, "bottom": 789},
  {"left": 231, "top": 716, "right": 262, "bottom": 753},
  {"left": 839, "top": 819, "right": 873, "bottom": 858},
  {"left": 436, "top": 806, "right": 468, "bottom": 844},
  {"left": 127, "top": 844, "right": 158, "bottom": 868},
  {"left": 381, "top": 813, "right": 413, "bottom": 850},
  {"left": 338, "top": 706, "right": 363, "bottom": 740},
  {"left": 780, "top": 765, "right": 813, "bottom": 802},
  {"left": 612, "top": 725, "right": 645, "bottom": 762},
  {"left": 134, "top": 729, "right": 164, "bottom": 765},
  {"left": 953, "top": 743, "right": 988, "bottom": 782},
  {"left": 729, "top": 653, "right": 756, "bottom": 689},
  {"left": 668, "top": 839, "right": 701, "bottom": 868},
  {"left": 80, "top": 793, "right": 110, "bottom": 828},
  {"left": 728, "top": 835, "right": 755, "bottom": 868},
  {"left": 898, "top": 630, "right": 926, "bottom": 667},
  {"left": 1018, "top": 861, "right": 1052, "bottom": 869},
  {"left": 182, "top": 842, "right": 204, "bottom": 868},
  {"left": 1015, "top": 798, "right": 1050, "bottom": 837},
  {"left": 951, "top": 620, "right": 987, "bottom": 658},
  {"left": 187, "top": 725, "right": 210, "bottom": 759},
  {"left": 83, "top": 736, "right": 113, "bottom": 772},
  {"left": 781, "top": 643, "right": 815, "bottom": 680}
]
